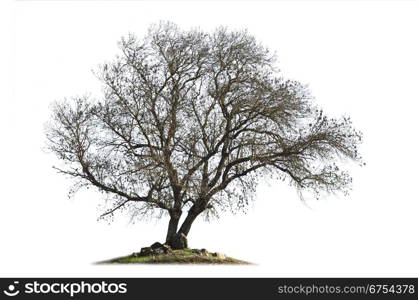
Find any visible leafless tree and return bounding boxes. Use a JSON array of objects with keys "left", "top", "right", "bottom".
[{"left": 45, "top": 22, "right": 363, "bottom": 249}]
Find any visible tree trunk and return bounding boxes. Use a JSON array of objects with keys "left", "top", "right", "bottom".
[
  {"left": 164, "top": 204, "right": 204, "bottom": 250},
  {"left": 170, "top": 232, "right": 188, "bottom": 250},
  {"left": 167, "top": 205, "right": 202, "bottom": 249},
  {"left": 177, "top": 209, "right": 199, "bottom": 237},
  {"left": 165, "top": 210, "right": 181, "bottom": 246}
]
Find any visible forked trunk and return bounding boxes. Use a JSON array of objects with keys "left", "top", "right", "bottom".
[{"left": 165, "top": 205, "right": 202, "bottom": 249}]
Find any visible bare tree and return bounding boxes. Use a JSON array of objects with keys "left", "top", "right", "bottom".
[{"left": 45, "top": 22, "right": 363, "bottom": 249}]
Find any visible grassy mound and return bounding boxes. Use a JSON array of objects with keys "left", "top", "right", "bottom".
[{"left": 97, "top": 248, "right": 251, "bottom": 265}]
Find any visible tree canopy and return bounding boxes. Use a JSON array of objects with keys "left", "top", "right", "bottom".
[{"left": 45, "top": 22, "right": 363, "bottom": 248}]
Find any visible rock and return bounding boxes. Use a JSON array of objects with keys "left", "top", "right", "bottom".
[
  {"left": 171, "top": 233, "right": 188, "bottom": 250},
  {"left": 132, "top": 252, "right": 140, "bottom": 257},
  {"left": 141, "top": 242, "right": 173, "bottom": 255},
  {"left": 139, "top": 247, "right": 154, "bottom": 256},
  {"left": 213, "top": 252, "right": 226, "bottom": 259},
  {"left": 150, "top": 242, "right": 164, "bottom": 249},
  {"left": 192, "top": 248, "right": 209, "bottom": 256},
  {"left": 161, "top": 244, "right": 172, "bottom": 254},
  {"left": 153, "top": 247, "right": 166, "bottom": 255}
]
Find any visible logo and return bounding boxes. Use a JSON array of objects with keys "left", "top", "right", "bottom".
[
  {"left": 2, "top": 280, "right": 127, "bottom": 297},
  {"left": 3, "top": 281, "right": 20, "bottom": 297}
]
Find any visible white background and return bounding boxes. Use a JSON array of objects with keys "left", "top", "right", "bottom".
[{"left": 1, "top": 0, "right": 418, "bottom": 277}]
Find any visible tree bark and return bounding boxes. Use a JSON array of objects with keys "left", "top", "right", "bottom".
[
  {"left": 175, "top": 204, "right": 202, "bottom": 245},
  {"left": 165, "top": 210, "right": 181, "bottom": 245},
  {"left": 165, "top": 204, "right": 203, "bottom": 249},
  {"left": 177, "top": 209, "right": 199, "bottom": 236}
]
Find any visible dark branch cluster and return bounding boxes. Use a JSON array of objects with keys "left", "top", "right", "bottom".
[{"left": 45, "top": 22, "right": 363, "bottom": 239}]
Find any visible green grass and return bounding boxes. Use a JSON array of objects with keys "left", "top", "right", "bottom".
[{"left": 97, "top": 248, "right": 251, "bottom": 265}]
